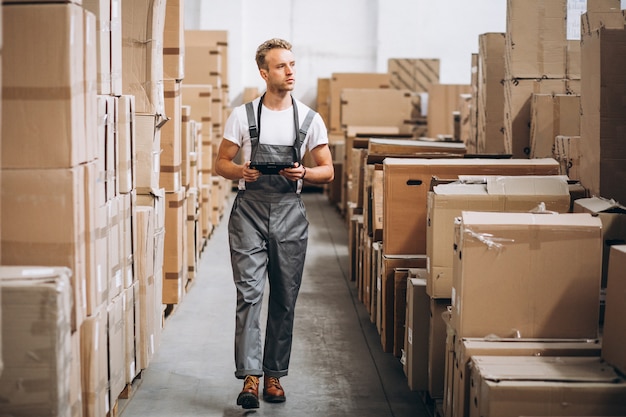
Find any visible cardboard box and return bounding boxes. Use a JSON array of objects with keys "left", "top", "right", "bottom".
[
  {"left": 104, "top": 95, "right": 117, "bottom": 200},
  {"left": 161, "top": 80, "right": 182, "bottom": 192},
  {"left": 387, "top": 58, "right": 440, "bottom": 93},
  {"left": 0, "top": 266, "right": 73, "bottom": 417},
  {"left": 181, "top": 105, "right": 192, "bottom": 188},
  {"left": 135, "top": 113, "right": 164, "bottom": 194},
  {"left": 426, "top": 175, "right": 571, "bottom": 298},
  {"left": 468, "top": 356, "right": 626, "bottom": 417},
  {"left": 476, "top": 33, "right": 506, "bottom": 154},
  {"left": 329, "top": 72, "right": 391, "bottom": 133},
  {"left": 554, "top": 135, "right": 581, "bottom": 180},
  {"left": 107, "top": 294, "right": 125, "bottom": 411},
  {"left": 382, "top": 158, "right": 561, "bottom": 255},
  {"left": 403, "top": 275, "right": 430, "bottom": 391},
  {"left": 80, "top": 306, "right": 108, "bottom": 417},
  {"left": 163, "top": 0, "right": 185, "bottom": 81},
  {"left": 580, "top": 27, "right": 626, "bottom": 205},
  {"left": 117, "top": 95, "right": 136, "bottom": 194},
  {"left": 123, "top": 285, "right": 138, "bottom": 385},
  {"left": 505, "top": 0, "right": 567, "bottom": 79},
  {"left": 163, "top": 189, "right": 186, "bottom": 304},
  {"left": 121, "top": 193, "right": 135, "bottom": 290},
  {"left": 184, "top": 30, "right": 223, "bottom": 86},
  {"left": 452, "top": 211, "right": 602, "bottom": 339},
  {"left": 181, "top": 84, "right": 213, "bottom": 126},
  {"left": 603, "top": 244, "right": 626, "bottom": 376},
  {"left": 110, "top": 0, "right": 122, "bottom": 95},
  {"left": 121, "top": 0, "right": 166, "bottom": 114},
  {"left": 367, "top": 138, "right": 466, "bottom": 163},
  {"left": 380, "top": 255, "right": 427, "bottom": 353},
  {"left": 393, "top": 268, "right": 410, "bottom": 357},
  {"left": 107, "top": 197, "right": 123, "bottom": 302},
  {"left": 1, "top": 168, "right": 87, "bottom": 332},
  {"left": 530, "top": 93, "right": 580, "bottom": 159},
  {"left": 2, "top": 3, "right": 88, "bottom": 169},
  {"left": 574, "top": 197, "right": 626, "bottom": 288},
  {"left": 83, "top": 0, "right": 111, "bottom": 94},
  {"left": 453, "top": 338, "right": 601, "bottom": 417},
  {"left": 340, "top": 88, "right": 420, "bottom": 133},
  {"left": 429, "top": 297, "right": 450, "bottom": 399},
  {"left": 427, "top": 84, "right": 471, "bottom": 139}
]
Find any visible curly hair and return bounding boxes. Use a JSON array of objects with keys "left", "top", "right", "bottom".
[{"left": 255, "top": 38, "right": 293, "bottom": 70}]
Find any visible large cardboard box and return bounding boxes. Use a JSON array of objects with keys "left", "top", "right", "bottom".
[
  {"left": 329, "top": 72, "right": 390, "bottom": 133},
  {"left": 80, "top": 306, "right": 108, "bottom": 417},
  {"left": 580, "top": 27, "right": 626, "bottom": 205},
  {"left": 121, "top": 0, "right": 166, "bottom": 114},
  {"left": 161, "top": 80, "right": 182, "bottom": 192},
  {"left": 505, "top": 0, "right": 567, "bottom": 79},
  {"left": 453, "top": 338, "right": 601, "bottom": 417},
  {"left": 382, "top": 158, "right": 560, "bottom": 256},
  {"left": 2, "top": 3, "right": 89, "bottom": 169},
  {"left": 529, "top": 93, "right": 580, "bottom": 159},
  {"left": 1, "top": 168, "right": 87, "bottom": 332},
  {"left": 83, "top": 0, "right": 112, "bottom": 94},
  {"left": 554, "top": 135, "right": 581, "bottom": 180},
  {"left": 0, "top": 266, "right": 73, "bottom": 417},
  {"left": 476, "top": 33, "right": 506, "bottom": 154},
  {"left": 426, "top": 175, "right": 571, "bottom": 298},
  {"left": 135, "top": 113, "right": 164, "bottom": 194},
  {"left": 107, "top": 197, "right": 123, "bottom": 302},
  {"left": 403, "top": 275, "right": 430, "bottom": 391},
  {"left": 367, "top": 138, "right": 466, "bottom": 163},
  {"left": 163, "top": 0, "right": 185, "bottom": 81},
  {"left": 574, "top": 197, "right": 626, "bottom": 288},
  {"left": 427, "top": 84, "right": 471, "bottom": 139},
  {"left": 184, "top": 30, "right": 223, "bottom": 86},
  {"left": 428, "top": 297, "right": 450, "bottom": 399},
  {"left": 181, "top": 105, "right": 193, "bottom": 188},
  {"left": 163, "top": 188, "right": 186, "bottom": 304},
  {"left": 340, "top": 88, "right": 420, "bottom": 134},
  {"left": 117, "top": 95, "right": 136, "bottom": 194},
  {"left": 468, "top": 356, "right": 626, "bottom": 417},
  {"left": 602, "top": 244, "right": 626, "bottom": 376},
  {"left": 451, "top": 211, "right": 602, "bottom": 339},
  {"left": 181, "top": 84, "right": 213, "bottom": 127},
  {"left": 387, "top": 58, "right": 440, "bottom": 93},
  {"left": 107, "top": 294, "right": 125, "bottom": 412}
]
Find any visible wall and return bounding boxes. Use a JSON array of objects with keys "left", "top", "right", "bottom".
[{"left": 184, "top": 0, "right": 624, "bottom": 108}]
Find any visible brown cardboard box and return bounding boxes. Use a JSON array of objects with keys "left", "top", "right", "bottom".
[
  {"left": 468, "top": 356, "right": 626, "bottom": 417},
  {"left": 182, "top": 84, "right": 213, "bottom": 126},
  {"left": 380, "top": 255, "right": 427, "bottom": 353},
  {"left": 554, "top": 135, "right": 581, "bottom": 180},
  {"left": 186, "top": 188, "right": 199, "bottom": 280},
  {"left": 1, "top": 168, "right": 87, "bottom": 332},
  {"left": 580, "top": 27, "right": 626, "bottom": 205},
  {"left": 0, "top": 267, "right": 73, "bottom": 417},
  {"left": 382, "top": 158, "right": 560, "bottom": 256},
  {"left": 83, "top": 0, "right": 111, "bottom": 94},
  {"left": 87, "top": 204, "right": 109, "bottom": 316},
  {"left": 2, "top": 3, "right": 89, "bottom": 169},
  {"left": 184, "top": 30, "right": 224, "bottom": 86},
  {"left": 387, "top": 58, "right": 440, "bottom": 93},
  {"left": 163, "top": 189, "right": 186, "bottom": 304},
  {"left": 110, "top": 0, "right": 122, "bottom": 95},
  {"left": 135, "top": 113, "right": 163, "bottom": 194},
  {"left": 80, "top": 306, "right": 108, "bottom": 417},
  {"left": 107, "top": 294, "right": 125, "bottom": 411},
  {"left": 603, "top": 244, "right": 626, "bottom": 376},
  {"left": 121, "top": 193, "right": 134, "bottom": 290},
  {"left": 181, "top": 105, "right": 193, "bottom": 188},
  {"left": 329, "top": 73, "right": 391, "bottom": 133},
  {"left": 429, "top": 298, "right": 450, "bottom": 399},
  {"left": 403, "top": 274, "right": 429, "bottom": 391},
  {"left": 367, "top": 138, "right": 466, "bottom": 163},
  {"left": 107, "top": 197, "right": 123, "bottom": 302},
  {"left": 340, "top": 88, "right": 420, "bottom": 133},
  {"left": 393, "top": 268, "right": 410, "bottom": 357},
  {"left": 453, "top": 338, "right": 601, "bottom": 417},
  {"left": 427, "top": 84, "right": 471, "bottom": 139},
  {"left": 530, "top": 94, "right": 580, "bottom": 159},
  {"left": 426, "top": 175, "right": 571, "bottom": 298},
  {"left": 505, "top": 0, "right": 567, "bottom": 79},
  {"left": 122, "top": 0, "right": 166, "bottom": 114},
  {"left": 123, "top": 285, "right": 138, "bottom": 385},
  {"left": 477, "top": 33, "right": 506, "bottom": 154},
  {"left": 371, "top": 168, "right": 384, "bottom": 242},
  {"left": 452, "top": 211, "right": 602, "bottom": 339},
  {"left": 574, "top": 197, "right": 626, "bottom": 288},
  {"left": 163, "top": 0, "right": 185, "bottom": 81},
  {"left": 105, "top": 95, "right": 118, "bottom": 199},
  {"left": 161, "top": 80, "right": 182, "bottom": 192},
  {"left": 117, "top": 95, "right": 136, "bottom": 194},
  {"left": 370, "top": 241, "right": 383, "bottom": 323}
]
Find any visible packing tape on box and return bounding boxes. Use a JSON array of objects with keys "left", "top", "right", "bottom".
[
  {"left": 2, "top": 84, "right": 84, "bottom": 100},
  {"left": 463, "top": 228, "right": 514, "bottom": 252}
]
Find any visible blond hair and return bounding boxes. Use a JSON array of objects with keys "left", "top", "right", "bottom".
[{"left": 255, "top": 38, "right": 293, "bottom": 70}]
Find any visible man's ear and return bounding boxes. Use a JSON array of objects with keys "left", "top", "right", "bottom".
[{"left": 259, "top": 69, "right": 268, "bottom": 81}]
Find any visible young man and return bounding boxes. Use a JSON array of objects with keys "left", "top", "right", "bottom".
[{"left": 215, "top": 38, "right": 334, "bottom": 409}]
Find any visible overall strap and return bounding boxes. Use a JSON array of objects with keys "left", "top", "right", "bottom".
[
  {"left": 294, "top": 108, "right": 316, "bottom": 163},
  {"left": 245, "top": 101, "right": 258, "bottom": 142}
]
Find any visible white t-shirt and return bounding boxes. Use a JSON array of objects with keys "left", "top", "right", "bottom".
[{"left": 223, "top": 96, "right": 329, "bottom": 190}]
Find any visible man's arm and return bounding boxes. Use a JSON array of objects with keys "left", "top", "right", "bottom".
[
  {"left": 215, "top": 138, "right": 261, "bottom": 183},
  {"left": 301, "top": 144, "right": 334, "bottom": 184}
]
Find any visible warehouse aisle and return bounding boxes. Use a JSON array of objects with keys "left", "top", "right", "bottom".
[{"left": 120, "top": 189, "right": 429, "bottom": 417}]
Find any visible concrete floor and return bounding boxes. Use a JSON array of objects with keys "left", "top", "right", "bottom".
[{"left": 120, "top": 189, "right": 431, "bottom": 417}]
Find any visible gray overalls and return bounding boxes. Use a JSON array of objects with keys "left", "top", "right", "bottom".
[{"left": 228, "top": 95, "right": 315, "bottom": 379}]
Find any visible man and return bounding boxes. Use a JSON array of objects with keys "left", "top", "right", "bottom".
[{"left": 215, "top": 38, "right": 334, "bottom": 410}]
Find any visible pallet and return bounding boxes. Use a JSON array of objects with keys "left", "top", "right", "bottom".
[{"left": 116, "top": 371, "right": 145, "bottom": 416}]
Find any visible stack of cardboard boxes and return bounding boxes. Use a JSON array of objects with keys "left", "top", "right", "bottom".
[{"left": 0, "top": 0, "right": 233, "bottom": 415}]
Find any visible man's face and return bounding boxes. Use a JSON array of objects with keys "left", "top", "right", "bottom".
[{"left": 261, "top": 48, "right": 296, "bottom": 93}]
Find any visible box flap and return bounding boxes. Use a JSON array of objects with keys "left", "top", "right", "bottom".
[
  {"left": 486, "top": 176, "right": 569, "bottom": 196},
  {"left": 574, "top": 196, "right": 626, "bottom": 214}
]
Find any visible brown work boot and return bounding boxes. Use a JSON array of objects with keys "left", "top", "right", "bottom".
[
  {"left": 236, "top": 375, "right": 260, "bottom": 409},
  {"left": 263, "top": 376, "right": 286, "bottom": 403}
]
